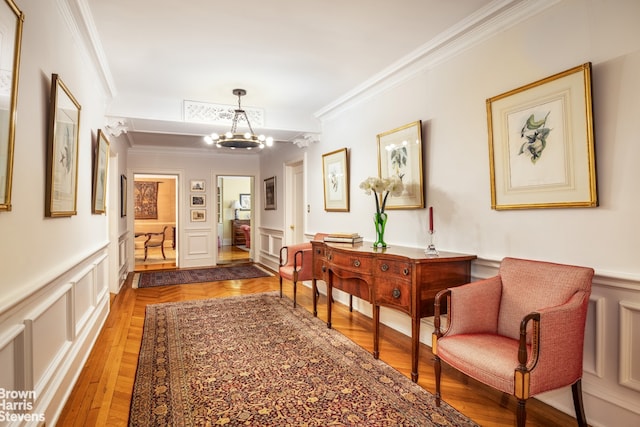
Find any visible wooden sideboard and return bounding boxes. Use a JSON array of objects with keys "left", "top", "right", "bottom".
[
  {"left": 311, "top": 240, "right": 476, "bottom": 382},
  {"left": 232, "top": 219, "right": 250, "bottom": 246}
]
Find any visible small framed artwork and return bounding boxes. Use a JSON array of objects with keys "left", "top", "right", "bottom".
[
  {"left": 120, "top": 175, "right": 127, "bottom": 217},
  {"left": 239, "top": 193, "right": 251, "bottom": 210},
  {"left": 0, "top": 0, "right": 24, "bottom": 211},
  {"left": 190, "top": 179, "right": 205, "bottom": 192},
  {"left": 92, "top": 130, "right": 110, "bottom": 214},
  {"left": 264, "top": 176, "right": 276, "bottom": 210},
  {"left": 322, "top": 148, "right": 349, "bottom": 212},
  {"left": 45, "top": 74, "right": 81, "bottom": 217},
  {"left": 377, "top": 120, "right": 424, "bottom": 209},
  {"left": 190, "top": 194, "right": 206, "bottom": 207},
  {"left": 487, "top": 62, "right": 597, "bottom": 210},
  {"left": 191, "top": 209, "right": 206, "bottom": 222}
]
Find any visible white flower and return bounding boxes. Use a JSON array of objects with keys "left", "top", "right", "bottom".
[{"left": 359, "top": 176, "right": 404, "bottom": 214}]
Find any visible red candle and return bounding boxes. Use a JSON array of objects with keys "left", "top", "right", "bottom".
[{"left": 429, "top": 206, "right": 434, "bottom": 232}]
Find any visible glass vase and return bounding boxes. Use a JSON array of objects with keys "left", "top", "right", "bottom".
[{"left": 373, "top": 212, "right": 388, "bottom": 248}]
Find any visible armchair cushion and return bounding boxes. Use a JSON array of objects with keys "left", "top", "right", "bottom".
[
  {"left": 438, "top": 334, "right": 522, "bottom": 394},
  {"left": 447, "top": 275, "right": 502, "bottom": 336}
]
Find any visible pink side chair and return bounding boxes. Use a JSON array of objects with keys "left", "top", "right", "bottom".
[
  {"left": 278, "top": 233, "right": 326, "bottom": 308},
  {"left": 432, "top": 257, "right": 594, "bottom": 427}
]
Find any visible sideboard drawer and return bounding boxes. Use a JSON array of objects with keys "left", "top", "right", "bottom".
[
  {"left": 375, "top": 259, "right": 411, "bottom": 279},
  {"left": 375, "top": 278, "right": 411, "bottom": 313},
  {"left": 326, "top": 250, "right": 373, "bottom": 273}
]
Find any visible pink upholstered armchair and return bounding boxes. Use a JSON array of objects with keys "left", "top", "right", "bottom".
[
  {"left": 278, "top": 233, "right": 326, "bottom": 308},
  {"left": 432, "top": 257, "right": 594, "bottom": 427},
  {"left": 240, "top": 224, "right": 251, "bottom": 248}
]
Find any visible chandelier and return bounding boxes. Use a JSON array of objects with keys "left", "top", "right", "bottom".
[{"left": 204, "top": 89, "right": 274, "bottom": 150}]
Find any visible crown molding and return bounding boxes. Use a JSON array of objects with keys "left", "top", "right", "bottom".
[
  {"left": 58, "top": 0, "right": 117, "bottom": 98},
  {"left": 315, "top": 0, "right": 562, "bottom": 121}
]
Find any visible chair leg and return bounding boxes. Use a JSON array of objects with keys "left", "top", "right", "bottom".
[
  {"left": 161, "top": 245, "right": 166, "bottom": 259},
  {"left": 434, "top": 355, "right": 442, "bottom": 406},
  {"left": 349, "top": 295, "right": 353, "bottom": 312},
  {"left": 516, "top": 398, "right": 526, "bottom": 427},
  {"left": 279, "top": 276, "right": 283, "bottom": 298},
  {"left": 144, "top": 247, "right": 148, "bottom": 261},
  {"left": 572, "top": 380, "right": 588, "bottom": 427},
  {"left": 293, "top": 280, "right": 297, "bottom": 308}
]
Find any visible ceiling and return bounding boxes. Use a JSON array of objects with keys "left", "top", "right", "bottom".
[{"left": 81, "top": 0, "right": 499, "bottom": 152}]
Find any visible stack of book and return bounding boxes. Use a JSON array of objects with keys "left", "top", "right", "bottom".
[{"left": 324, "top": 233, "right": 363, "bottom": 244}]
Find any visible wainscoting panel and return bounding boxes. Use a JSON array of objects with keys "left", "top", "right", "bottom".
[
  {"left": 74, "top": 266, "right": 95, "bottom": 337},
  {"left": 0, "top": 246, "right": 110, "bottom": 426},
  {"left": 619, "top": 300, "right": 640, "bottom": 392},
  {"left": 25, "top": 284, "right": 73, "bottom": 395},
  {"left": 583, "top": 296, "right": 605, "bottom": 378},
  {"left": 257, "top": 227, "right": 284, "bottom": 271},
  {"left": 118, "top": 234, "right": 128, "bottom": 286},
  {"left": 0, "top": 324, "right": 25, "bottom": 391}
]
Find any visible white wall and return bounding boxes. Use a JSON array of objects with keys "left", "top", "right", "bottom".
[
  {"left": 0, "top": 0, "right": 118, "bottom": 424},
  {"left": 292, "top": 1, "right": 640, "bottom": 425}
]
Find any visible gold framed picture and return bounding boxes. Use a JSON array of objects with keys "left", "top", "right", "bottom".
[
  {"left": 92, "top": 130, "right": 109, "bottom": 214},
  {"left": 46, "top": 74, "right": 81, "bottom": 217},
  {"left": 0, "top": 0, "right": 24, "bottom": 211},
  {"left": 322, "top": 148, "right": 349, "bottom": 212},
  {"left": 377, "top": 121, "right": 424, "bottom": 209},
  {"left": 487, "top": 63, "right": 597, "bottom": 210}
]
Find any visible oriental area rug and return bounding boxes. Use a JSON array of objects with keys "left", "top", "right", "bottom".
[
  {"left": 129, "top": 292, "right": 478, "bottom": 426},
  {"left": 132, "top": 265, "right": 272, "bottom": 288}
]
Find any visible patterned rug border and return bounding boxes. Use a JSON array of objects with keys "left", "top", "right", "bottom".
[
  {"left": 132, "top": 264, "right": 274, "bottom": 288},
  {"left": 129, "top": 292, "right": 479, "bottom": 426}
]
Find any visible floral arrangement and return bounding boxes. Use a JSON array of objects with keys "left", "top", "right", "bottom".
[{"left": 359, "top": 176, "right": 404, "bottom": 215}]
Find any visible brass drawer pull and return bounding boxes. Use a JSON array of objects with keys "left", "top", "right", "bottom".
[
  {"left": 322, "top": 265, "right": 326, "bottom": 273},
  {"left": 353, "top": 260, "right": 361, "bottom": 268},
  {"left": 381, "top": 264, "right": 389, "bottom": 272},
  {"left": 403, "top": 268, "right": 409, "bottom": 276},
  {"left": 392, "top": 288, "right": 401, "bottom": 299}
]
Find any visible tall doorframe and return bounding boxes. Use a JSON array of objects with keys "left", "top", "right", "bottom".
[
  {"left": 284, "top": 155, "right": 306, "bottom": 245},
  {"left": 128, "top": 170, "right": 182, "bottom": 270}
]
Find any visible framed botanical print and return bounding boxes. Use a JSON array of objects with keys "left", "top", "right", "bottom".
[
  {"left": 487, "top": 63, "right": 597, "bottom": 209},
  {"left": 322, "top": 148, "right": 349, "bottom": 212},
  {"left": 92, "top": 130, "right": 109, "bottom": 214},
  {"left": 377, "top": 120, "right": 424, "bottom": 209},
  {"left": 45, "top": 74, "right": 81, "bottom": 217}
]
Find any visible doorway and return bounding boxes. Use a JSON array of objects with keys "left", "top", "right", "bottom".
[
  {"left": 133, "top": 174, "right": 178, "bottom": 271},
  {"left": 217, "top": 175, "right": 253, "bottom": 264},
  {"left": 284, "top": 160, "right": 305, "bottom": 245}
]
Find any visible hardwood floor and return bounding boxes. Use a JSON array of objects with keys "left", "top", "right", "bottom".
[
  {"left": 57, "top": 266, "right": 580, "bottom": 426},
  {"left": 134, "top": 245, "right": 250, "bottom": 271}
]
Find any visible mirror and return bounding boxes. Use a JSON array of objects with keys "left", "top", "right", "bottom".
[{"left": 0, "top": 0, "right": 24, "bottom": 211}]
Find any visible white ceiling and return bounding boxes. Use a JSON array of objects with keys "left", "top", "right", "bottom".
[{"left": 81, "top": 0, "right": 500, "bottom": 152}]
